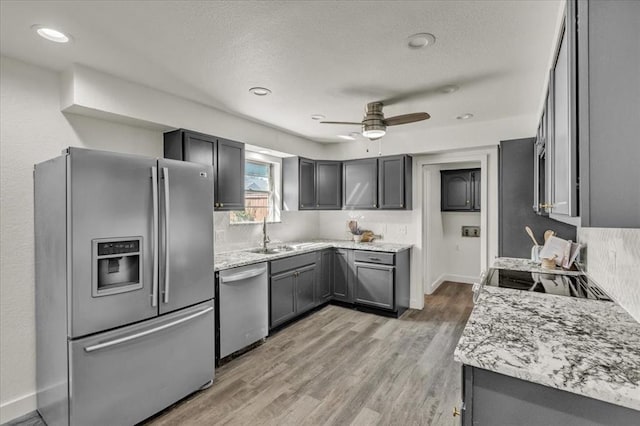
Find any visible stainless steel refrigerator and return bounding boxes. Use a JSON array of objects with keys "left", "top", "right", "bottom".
[{"left": 35, "top": 148, "right": 215, "bottom": 426}]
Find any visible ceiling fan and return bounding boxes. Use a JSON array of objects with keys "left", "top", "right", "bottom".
[{"left": 321, "top": 102, "right": 430, "bottom": 140}]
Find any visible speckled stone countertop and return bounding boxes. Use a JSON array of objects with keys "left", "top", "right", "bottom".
[
  {"left": 492, "top": 256, "right": 582, "bottom": 275},
  {"left": 214, "top": 240, "right": 412, "bottom": 271},
  {"left": 454, "top": 285, "right": 640, "bottom": 410}
]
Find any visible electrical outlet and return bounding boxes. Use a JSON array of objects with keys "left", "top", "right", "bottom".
[
  {"left": 462, "top": 226, "right": 480, "bottom": 238},
  {"left": 399, "top": 225, "right": 407, "bottom": 235},
  {"left": 215, "top": 230, "right": 225, "bottom": 242}
]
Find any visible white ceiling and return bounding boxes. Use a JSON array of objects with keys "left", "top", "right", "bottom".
[{"left": 0, "top": 0, "right": 562, "bottom": 143}]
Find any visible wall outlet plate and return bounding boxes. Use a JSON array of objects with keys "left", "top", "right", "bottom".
[{"left": 462, "top": 226, "right": 480, "bottom": 237}]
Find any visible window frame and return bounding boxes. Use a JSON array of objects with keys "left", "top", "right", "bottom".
[{"left": 229, "top": 151, "right": 282, "bottom": 225}]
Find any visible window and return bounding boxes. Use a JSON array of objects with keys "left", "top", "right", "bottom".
[{"left": 229, "top": 153, "right": 281, "bottom": 224}]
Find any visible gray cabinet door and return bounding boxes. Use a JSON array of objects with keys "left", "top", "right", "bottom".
[
  {"left": 471, "top": 170, "right": 481, "bottom": 211},
  {"left": 318, "top": 249, "right": 333, "bottom": 302},
  {"left": 270, "top": 271, "right": 296, "bottom": 328},
  {"left": 332, "top": 249, "right": 351, "bottom": 302},
  {"left": 378, "top": 155, "right": 409, "bottom": 209},
  {"left": 354, "top": 262, "right": 395, "bottom": 310},
  {"left": 183, "top": 132, "right": 215, "bottom": 165},
  {"left": 343, "top": 159, "right": 378, "bottom": 209},
  {"left": 215, "top": 138, "right": 245, "bottom": 211},
  {"left": 441, "top": 170, "right": 472, "bottom": 211},
  {"left": 299, "top": 158, "right": 316, "bottom": 209},
  {"left": 316, "top": 161, "right": 342, "bottom": 209},
  {"left": 296, "top": 264, "right": 316, "bottom": 314}
]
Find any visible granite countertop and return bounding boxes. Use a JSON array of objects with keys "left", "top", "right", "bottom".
[
  {"left": 454, "top": 285, "right": 640, "bottom": 411},
  {"left": 492, "top": 256, "right": 581, "bottom": 275},
  {"left": 214, "top": 239, "right": 412, "bottom": 271}
]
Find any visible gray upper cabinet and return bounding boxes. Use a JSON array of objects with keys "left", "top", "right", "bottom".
[
  {"left": 316, "top": 161, "right": 342, "bottom": 209},
  {"left": 343, "top": 159, "right": 378, "bottom": 209},
  {"left": 299, "top": 158, "right": 316, "bottom": 210},
  {"left": 441, "top": 169, "right": 480, "bottom": 212},
  {"left": 164, "top": 129, "right": 245, "bottom": 211},
  {"left": 378, "top": 155, "right": 412, "bottom": 209},
  {"left": 576, "top": 0, "right": 640, "bottom": 228},
  {"left": 215, "top": 138, "right": 245, "bottom": 211},
  {"left": 533, "top": 0, "right": 639, "bottom": 228},
  {"left": 282, "top": 157, "right": 342, "bottom": 210}
]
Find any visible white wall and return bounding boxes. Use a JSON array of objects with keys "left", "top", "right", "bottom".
[
  {"left": 0, "top": 56, "right": 163, "bottom": 422},
  {"left": 0, "top": 56, "right": 322, "bottom": 423},
  {"left": 441, "top": 212, "right": 482, "bottom": 280}
]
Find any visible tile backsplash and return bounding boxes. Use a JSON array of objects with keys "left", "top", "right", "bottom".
[
  {"left": 578, "top": 227, "right": 640, "bottom": 322},
  {"left": 214, "top": 211, "right": 319, "bottom": 252}
]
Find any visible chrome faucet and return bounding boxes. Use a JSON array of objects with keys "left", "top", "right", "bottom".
[{"left": 262, "top": 217, "right": 270, "bottom": 251}]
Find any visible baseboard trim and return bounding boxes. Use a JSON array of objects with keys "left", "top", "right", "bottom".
[
  {"left": 427, "top": 273, "right": 478, "bottom": 294},
  {"left": 0, "top": 392, "right": 36, "bottom": 424}
]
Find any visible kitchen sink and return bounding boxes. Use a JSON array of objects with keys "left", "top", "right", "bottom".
[{"left": 247, "top": 246, "right": 294, "bottom": 255}]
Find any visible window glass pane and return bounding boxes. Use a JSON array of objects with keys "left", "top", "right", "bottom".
[{"left": 230, "top": 159, "right": 277, "bottom": 224}]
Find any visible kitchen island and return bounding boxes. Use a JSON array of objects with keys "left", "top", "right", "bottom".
[{"left": 455, "top": 259, "right": 640, "bottom": 424}]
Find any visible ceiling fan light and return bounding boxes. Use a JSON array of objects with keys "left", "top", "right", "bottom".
[{"left": 362, "top": 129, "right": 386, "bottom": 139}]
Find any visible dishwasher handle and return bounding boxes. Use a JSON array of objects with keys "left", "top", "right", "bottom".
[{"left": 220, "top": 267, "right": 267, "bottom": 284}]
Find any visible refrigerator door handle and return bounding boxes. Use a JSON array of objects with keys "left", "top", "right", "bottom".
[
  {"left": 83, "top": 306, "right": 213, "bottom": 353},
  {"left": 151, "top": 166, "right": 159, "bottom": 307},
  {"left": 162, "top": 167, "right": 170, "bottom": 304}
]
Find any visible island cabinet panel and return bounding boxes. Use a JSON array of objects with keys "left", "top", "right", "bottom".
[{"left": 461, "top": 365, "right": 638, "bottom": 426}]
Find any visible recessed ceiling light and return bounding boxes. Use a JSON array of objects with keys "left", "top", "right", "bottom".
[
  {"left": 456, "top": 113, "right": 474, "bottom": 120},
  {"left": 440, "top": 85, "right": 459, "bottom": 94},
  {"left": 32, "top": 25, "right": 71, "bottom": 43},
  {"left": 407, "top": 33, "right": 436, "bottom": 49},
  {"left": 338, "top": 135, "right": 355, "bottom": 141},
  {"left": 249, "top": 87, "right": 271, "bottom": 96},
  {"left": 311, "top": 114, "right": 326, "bottom": 121}
]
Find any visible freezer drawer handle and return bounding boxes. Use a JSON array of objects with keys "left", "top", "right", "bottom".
[
  {"left": 83, "top": 306, "right": 213, "bottom": 353},
  {"left": 151, "top": 166, "right": 159, "bottom": 307},
  {"left": 162, "top": 167, "right": 170, "bottom": 304},
  {"left": 220, "top": 267, "right": 267, "bottom": 284}
]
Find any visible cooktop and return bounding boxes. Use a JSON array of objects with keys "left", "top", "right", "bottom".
[{"left": 483, "top": 268, "right": 612, "bottom": 301}]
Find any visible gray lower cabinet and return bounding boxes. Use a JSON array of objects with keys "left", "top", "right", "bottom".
[
  {"left": 269, "top": 271, "right": 297, "bottom": 328},
  {"left": 332, "top": 249, "right": 353, "bottom": 303},
  {"left": 461, "top": 365, "right": 638, "bottom": 426},
  {"left": 354, "top": 262, "right": 394, "bottom": 310},
  {"left": 317, "top": 249, "right": 333, "bottom": 303},
  {"left": 269, "top": 253, "right": 317, "bottom": 329},
  {"left": 352, "top": 249, "right": 410, "bottom": 316}
]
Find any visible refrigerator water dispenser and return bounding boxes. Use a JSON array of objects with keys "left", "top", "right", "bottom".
[{"left": 92, "top": 237, "right": 143, "bottom": 296}]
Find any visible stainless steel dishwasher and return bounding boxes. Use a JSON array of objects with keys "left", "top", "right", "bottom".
[{"left": 218, "top": 262, "right": 268, "bottom": 359}]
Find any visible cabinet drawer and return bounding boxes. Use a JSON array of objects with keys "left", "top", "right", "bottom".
[
  {"left": 353, "top": 250, "right": 395, "bottom": 265},
  {"left": 270, "top": 252, "right": 317, "bottom": 275}
]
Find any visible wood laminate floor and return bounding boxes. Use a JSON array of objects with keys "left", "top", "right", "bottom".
[
  {"left": 148, "top": 282, "right": 473, "bottom": 426},
  {"left": 11, "top": 282, "right": 472, "bottom": 426}
]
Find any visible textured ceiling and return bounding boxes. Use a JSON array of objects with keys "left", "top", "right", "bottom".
[{"left": 0, "top": 0, "right": 562, "bottom": 143}]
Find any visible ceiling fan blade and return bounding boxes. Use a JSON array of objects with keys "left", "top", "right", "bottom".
[
  {"left": 320, "top": 121, "right": 362, "bottom": 125},
  {"left": 384, "top": 112, "right": 431, "bottom": 126}
]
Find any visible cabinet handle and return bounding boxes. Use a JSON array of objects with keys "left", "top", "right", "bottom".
[
  {"left": 220, "top": 203, "right": 224, "bottom": 207},
  {"left": 215, "top": 202, "right": 219, "bottom": 207},
  {"left": 453, "top": 407, "right": 460, "bottom": 417},
  {"left": 466, "top": 200, "right": 470, "bottom": 204}
]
